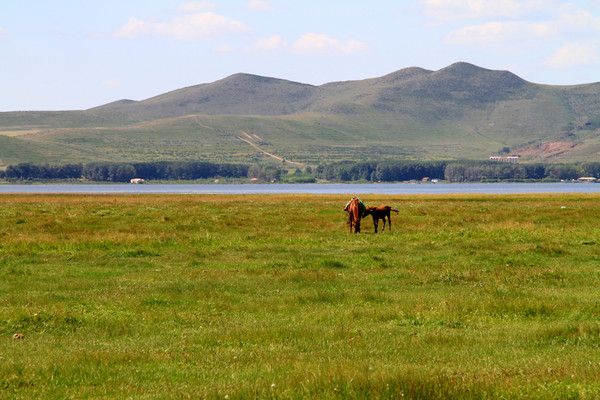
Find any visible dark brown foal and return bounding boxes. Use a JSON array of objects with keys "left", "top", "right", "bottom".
[{"left": 363, "top": 205, "right": 399, "bottom": 233}]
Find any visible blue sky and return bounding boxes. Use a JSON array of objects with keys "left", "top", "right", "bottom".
[{"left": 1, "top": 0, "right": 600, "bottom": 111}]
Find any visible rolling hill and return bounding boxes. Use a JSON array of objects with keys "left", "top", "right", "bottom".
[{"left": 1, "top": 62, "right": 600, "bottom": 168}]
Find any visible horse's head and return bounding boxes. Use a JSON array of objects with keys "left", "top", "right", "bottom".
[{"left": 363, "top": 206, "right": 374, "bottom": 217}]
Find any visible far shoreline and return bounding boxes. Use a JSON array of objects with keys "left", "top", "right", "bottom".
[{"left": 1, "top": 181, "right": 600, "bottom": 196}]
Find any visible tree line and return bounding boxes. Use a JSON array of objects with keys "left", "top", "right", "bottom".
[
  {"left": 315, "top": 161, "right": 600, "bottom": 182},
  {"left": 3, "top": 160, "right": 600, "bottom": 182},
  {"left": 444, "top": 162, "right": 600, "bottom": 182},
  {"left": 315, "top": 161, "right": 447, "bottom": 182},
  {"left": 2, "top": 161, "right": 249, "bottom": 182}
]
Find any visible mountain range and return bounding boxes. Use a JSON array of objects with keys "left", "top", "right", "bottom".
[{"left": 1, "top": 62, "right": 600, "bottom": 168}]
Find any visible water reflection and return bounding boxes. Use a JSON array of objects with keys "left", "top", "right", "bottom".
[{"left": 1, "top": 182, "right": 600, "bottom": 194}]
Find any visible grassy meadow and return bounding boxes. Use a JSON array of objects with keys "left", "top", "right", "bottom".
[{"left": 2, "top": 194, "right": 600, "bottom": 398}]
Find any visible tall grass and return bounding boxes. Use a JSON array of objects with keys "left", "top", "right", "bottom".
[{"left": 2, "top": 194, "right": 600, "bottom": 398}]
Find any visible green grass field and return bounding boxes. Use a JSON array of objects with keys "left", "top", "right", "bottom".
[{"left": 2, "top": 194, "right": 600, "bottom": 399}]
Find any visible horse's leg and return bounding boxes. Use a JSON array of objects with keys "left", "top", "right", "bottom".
[
  {"left": 382, "top": 217, "right": 386, "bottom": 232},
  {"left": 388, "top": 213, "right": 392, "bottom": 232},
  {"left": 347, "top": 213, "right": 352, "bottom": 233}
]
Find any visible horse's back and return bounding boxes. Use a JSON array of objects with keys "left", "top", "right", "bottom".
[{"left": 377, "top": 205, "right": 398, "bottom": 213}]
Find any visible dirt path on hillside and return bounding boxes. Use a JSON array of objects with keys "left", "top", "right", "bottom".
[
  {"left": 518, "top": 141, "right": 578, "bottom": 158},
  {"left": 237, "top": 132, "right": 305, "bottom": 167}
]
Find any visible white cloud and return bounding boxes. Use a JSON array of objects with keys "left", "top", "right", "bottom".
[
  {"left": 248, "top": 0, "right": 272, "bottom": 12},
  {"left": 292, "top": 33, "right": 367, "bottom": 55},
  {"left": 546, "top": 42, "right": 600, "bottom": 68},
  {"left": 244, "top": 33, "right": 366, "bottom": 54},
  {"left": 246, "top": 35, "right": 286, "bottom": 52},
  {"left": 0, "top": 27, "right": 6, "bottom": 36},
  {"left": 445, "top": 21, "right": 554, "bottom": 44},
  {"left": 114, "top": 12, "right": 247, "bottom": 40},
  {"left": 177, "top": 1, "right": 216, "bottom": 13},
  {"left": 421, "top": 0, "right": 547, "bottom": 21},
  {"left": 557, "top": 7, "right": 600, "bottom": 31},
  {"left": 444, "top": 6, "right": 600, "bottom": 46}
]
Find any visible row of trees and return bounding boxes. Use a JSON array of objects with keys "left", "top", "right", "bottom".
[
  {"left": 315, "top": 161, "right": 447, "bottom": 182},
  {"left": 82, "top": 162, "right": 250, "bottom": 182},
  {"left": 315, "top": 161, "right": 600, "bottom": 182},
  {"left": 2, "top": 161, "right": 250, "bottom": 182},
  {"left": 443, "top": 162, "right": 600, "bottom": 182},
  {"left": 2, "top": 163, "right": 83, "bottom": 180},
  {"left": 316, "top": 161, "right": 448, "bottom": 182},
  {"left": 3, "top": 160, "right": 600, "bottom": 182}
]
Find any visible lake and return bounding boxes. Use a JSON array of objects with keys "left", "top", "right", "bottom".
[{"left": 1, "top": 182, "right": 600, "bottom": 194}]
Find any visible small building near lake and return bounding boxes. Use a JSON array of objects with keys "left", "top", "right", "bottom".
[
  {"left": 577, "top": 177, "right": 597, "bottom": 182},
  {"left": 489, "top": 155, "right": 520, "bottom": 164}
]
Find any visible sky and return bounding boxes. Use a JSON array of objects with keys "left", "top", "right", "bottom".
[{"left": 1, "top": 0, "right": 600, "bottom": 111}]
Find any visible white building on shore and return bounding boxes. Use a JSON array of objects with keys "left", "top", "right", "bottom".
[{"left": 489, "top": 155, "right": 520, "bottom": 164}]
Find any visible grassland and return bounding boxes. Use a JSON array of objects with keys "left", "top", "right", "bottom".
[{"left": 2, "top": 194, "right": 600, "bottom": 399}]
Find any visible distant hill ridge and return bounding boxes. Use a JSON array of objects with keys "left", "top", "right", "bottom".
[
  {"left": 2, "top": 61, "right": 600, "bottom": 166},
  {"left": 89, "top": 62, "right": 533, "bottom": 118}
]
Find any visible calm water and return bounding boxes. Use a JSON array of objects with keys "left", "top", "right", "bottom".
[{"left": 1, "top": 182, "right": 600, "bottom": 194}]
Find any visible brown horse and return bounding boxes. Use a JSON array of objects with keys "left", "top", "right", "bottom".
[
  {"left": 364, "top": 205, "right": 398, "bottom": 233},
  {"left": 345, "top": 197, "right": 362, "bottom": 233}
]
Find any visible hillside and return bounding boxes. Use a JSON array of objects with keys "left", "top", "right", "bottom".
[
  {"left": 90, "top": 74, "right": 318, "bottom": 118},
  {"left": 1, "top": 62, "right": 600, "bottom": 167}
]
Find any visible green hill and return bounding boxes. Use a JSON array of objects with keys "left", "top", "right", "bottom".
[{"left": 2, "top": 62, "right": 600, "bottom": 168}]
